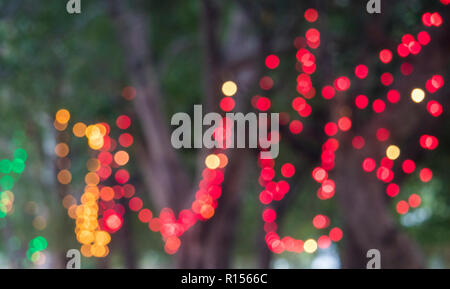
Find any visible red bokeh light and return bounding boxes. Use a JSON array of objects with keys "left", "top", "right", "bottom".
[
  {"left": 312, "top": 167, "right": 328, "bottom": 183},
  {"left": 304, "top": 8, "right": 318, "bottom": 22},
  {"left": 377, "top": 166, "right": 393, "bottom": 183},
  {"left": 380, "top": 72, "right": 394, "bottom": 86},
  {"left": 324, "top": 122, "right": 338, "bottom": 136},
  {"left": 116, "top": 115, "right": 131, "bottom": 130},
  {"left": 313, "top": 214, "right": 329, "bottom": 229},
  {"left": 355, "top": 64, "right": 369, "bottom": 79},
  {"left": 338, "top": 117, "right": 352, "bottom": 131},
  {"left": 129, "top": 197, "right": 143, "bottom": 211},
  {"left": 420, "top": 134, "right": 439, "bottom": 150},
  {"left": 263, "top": 208, "right": 277, "bottom": 223},
  {"left": 352, "top": 136, "right": 365, "bottom": 149},
  {"left": 372, "top": 99, "right": 386, "bottom": 113},
  {"left": 289, "top": 120, "right": 303, "bottom": 134},
  {"left": 408, "top": 194, "right": 421, "bottom": 208},
  {"left": 419, "top": 168, "right": 433, "bottom": 183},
  {"left": 329, "top": 227, "right": 343, "bottom": 242},
  {"left": 402, "top": 159, "right": 416, "bottom": 174},
  {"left": 321, "top": 85, "right": 335, "bottom": 99},
  {"left": 103, "top": 209, "right": 123, "bottom": 232},
  {"left": 362, "top": 158, "right": 376, "bottom": 172},
  {"left": 387, "top": 90, "right": 400, "bottom": 104},
  {"left": 115, "top": 169, "right": 130, "bottom": 184},
  {"left": 259, "top": 76, "right": 274, "bottom": 90},
  {"left": 427, "top": 101, "right": 443, "bottom": 117},
  {"left": 281, "top": 163, "right": 295, "bottom": 178},
  {"left": 355, "top": 94, "right": 369, "bottom": 109},
  {"left": 417, "top": 31, "right": 430, "bottom": 45},
  {"left": 334, "top": 76, "right": 351, "bottom": 91},
  {"left": 376, "top": 128, "right": 390, "bottom": 142},
  {"left": 256, "top": 97, "right": 271, "bottom": 111},
  {"left": 261, "top": 167, "right": 275, "bottom": 181},
  {"left": 379, "top": 49, "right": 393, "bottom": 63},
  {"left": 119, "top": 133, "right": 134, "bottom": 148},
  {"left": 306, "top": 29, "right": 320, "bottom": 43},
  {"left": 220, "top": 97, "right": 235, "bottom": 112},
  {"left": 397, "top": 44, "right": 410, "bottom": 58},
  {"left": 318, "top": 235, "right": 331, "bottom": 249},
  {"left": 138, "top": 209, "right": 153, "bottom": 223},
  {"left": 386, "top": 183, "right": 400, "bottom": 197},
  {"left": 259, "top": 190, "right": 273, "bottom": 205},
  {"left": 396, "top": 201, "right": 409, "bottom": 215},
  {"left": 265, "top": 55, "right": 280, "bottom": 69},
  {"left": 400, "top": 62, "right": 413, "bottom": 76}
]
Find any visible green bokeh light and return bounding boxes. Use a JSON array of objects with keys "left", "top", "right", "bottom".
[
  {"left": 0, "top": 159, "right": 12, "bottom": 174},
  {"left": 11, "top": 159, "right": 25, "bottom": 174},
  {"left": 13, "top": 148, "right": 27, "bottom": 162},
  {"left": 30, "top": 236, "right": 47, "bottom": 251}
]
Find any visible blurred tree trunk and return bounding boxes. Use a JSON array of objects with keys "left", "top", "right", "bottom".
[
  {"left": 176, "top": 2, "right": 261, "bottom": 268},
  {"left": 335, "top": 143, "right": 424, "bottom": 268},
  {"left": 177, "top": 149, "right": 249, "bottom": 268},
  {"left": 108, "top": 0, "right": 191, "bottom": 212},
  {"left": 108, "top": 0, "right": 261, "bottom": 268}
]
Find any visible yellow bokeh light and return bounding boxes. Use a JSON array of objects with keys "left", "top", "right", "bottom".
[
  {"left": 114, "top": 150, "right": 129, "bottom": 166},
  {"left": 62, "top": 194, "right": 76, "bottom": 209},
  {"left": 96, "top": 123, "right": 107, "bottom": 137},
  {"left": 88, "top": 137, "right": 104, "bottom": 150},
  {"left": 81, "top": 244, "right": 93, "bottom": 257},
  {"left": 54, "top": 120, "right": 68, "bottom": 131},
  {"left": 77, "top": 230, "right": 95, "bottom": 245},
  {"left": 55, "top": 143, "right": 69, "bottom": 158},
  {"left": 85, "top": 172, "right": 100, "bottom": 186},
  {"left": 386, "top": 145, "right": 400, "bottom": 160},
  {"left": 95, "top": 231, "right": 111, "bottom": 246},
  {"left": 205, "top": 154, "right": 220, "bottom": 169},
  {"left": 57, "top": 169, "right": 72, "bottom": 185},
  {"left": 68, "top": 205, "right": 77, "bottom": 219},
  {"left": 56, "top": 109, "right": 70, "bottom": 124},
  {"left": 73, "top": 122, "right": 87, "bottom": 138},
  {"left": 222, "top": 81, "right": 237, "bottom": 97},
  {"left": 304, "top": 238, "right": 318, "bottom": 254},
  {"left": 91, "top": 244, "right": 108, "bottom": 257},
  {"left": 411, "top": 88, "right": 425, "bottom": 103}
]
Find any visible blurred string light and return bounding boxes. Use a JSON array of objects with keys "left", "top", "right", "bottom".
[
  {"left": 354, "top": 9, "right": 444, "bottom": 214},
  {"left": 54, "top": 109, "right": 126, "bottom": 258},
  {"left": 256, "top": 5, "right": 446, "bottom": 256},
  {"left": 54, "top": 105, "right": 224, "bottom": 256},
  {"left": 0, "top": 148, "right": 27, "bottom": 218},
  {"left": 132, "top": 79, "right": 245, "bottom": 253},
  {"left": 26, "top": 236, "right": 47, "bottom": 266},
  {"left": 254, "top": 9, "right": 343, "bottom": 255}
]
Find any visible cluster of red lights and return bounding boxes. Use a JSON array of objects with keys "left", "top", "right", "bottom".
[
  {"left": 357, "top": 8, "right": 445, "bottom": 216},
  {"left": 256, "top": 4, "right": 446, "bottom": 254},
  {"left": 257, "top": 9, "right": 344, "bottom": 255}
]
